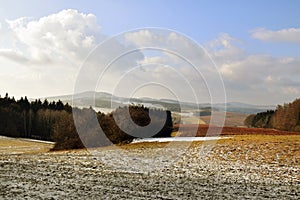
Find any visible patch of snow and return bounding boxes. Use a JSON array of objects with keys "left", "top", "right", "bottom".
[
  {"left": 132, "top": 136, "right": 230, "bottom": 143},
  {"left": 0, "top": 135, "right": 54, "bottom": 144},
  {"left": 19, "top": 138, "right": 55, "bottom": 144}
]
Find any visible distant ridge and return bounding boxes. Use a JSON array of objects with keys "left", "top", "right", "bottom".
[{"left": 42, "top": 91, "right": 276, "bottom": 114}]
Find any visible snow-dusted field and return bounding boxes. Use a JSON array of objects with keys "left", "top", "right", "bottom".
[
  {"left": 131, "top": 136, "right": 230, "bottom": 143},
  {"left": 0, "top": 135, "right": 299, "bottom": 199}
]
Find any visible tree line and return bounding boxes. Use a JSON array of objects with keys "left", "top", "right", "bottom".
[
  {"left": 244, "top": 98, "right": 300, "bottom": 132},
  {"left": 0, "top": 93, "right": 72, "bottom": 140},
  {"left": 0, "top": 93, "right": 173, "bottom": 150}
]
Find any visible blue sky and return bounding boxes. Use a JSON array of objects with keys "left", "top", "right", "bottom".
[
  {"left": 1, "top": 1, "right": 299, "bottom": 36},
  {"left": 0, "top": 0, "right": 299, "bottom": 104}
]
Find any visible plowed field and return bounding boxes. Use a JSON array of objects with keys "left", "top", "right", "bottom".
[{"left": 174, "top": 124, "right": 300, "bottom": 137}]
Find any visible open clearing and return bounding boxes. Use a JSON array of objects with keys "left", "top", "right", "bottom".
[
  {"left": 200, "top": 111, "right": 249, "bottom": 127},
  {"left": 0, "top": 134, "right": 299, "bottom": 199},
  {"left": 0, "top": 136, "right": 54, "bottom": 155}
]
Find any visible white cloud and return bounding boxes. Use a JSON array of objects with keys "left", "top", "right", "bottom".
[
  {"left": 5, "top": 9, "right": 101, "bottom": 66},
  {"left": 0, "top": 49, "right": 28, "bottom": 63},
  {"left": 125, "top": 30, "right": 164, "bottom": 46},
  {"left": 0, "top": 9, "right": 105, "bottom": 97},
  {"left": 283, "top": 87, "right": 299, "bottom": 95},
  {"left": 122, "top": 30, "right": 300, "bottom": 104},
  {"left": 120, "top": 30, "right": 225, "bottom": 103},
  {"left": 1, "top": 10, "right": 299, "bottom": 105},
  {"left": 207, "top": 34, "right": 300, "bottom": 104},
  {"left": 124, "top": 30, "right": 208, "bottom": 61},
  {"left": 207, "top": 33, "right": 245, "bottom": 62},
  {"left": 252, "top": 27, "right": 300, "bottom": 43},
  {"left": 137, "top": 56, "right": 168, "bottom": 66}
]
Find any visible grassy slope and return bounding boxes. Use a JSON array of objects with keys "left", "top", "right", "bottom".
[
  {"left": 0, "top": 136, "right": 54, "bottom": 154},
  {"left": 212, "top": 134, "right": 300, "bottom": 165}
]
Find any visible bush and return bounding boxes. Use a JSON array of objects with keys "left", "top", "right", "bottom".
[
  {"left": 294, "top": 126, "right": 300, "bottom": 132},
  {"left": 101, "top": 105, "right": 173, "bottom": 142},
  {"left": 51, "top": 111, "right": 84, "bottom": 150},
  {"left": 51, "top": 105, "right": 173, "bottom": 150},
  {"left": 244, "top": 114, "right": 255, "bottom": 127}
]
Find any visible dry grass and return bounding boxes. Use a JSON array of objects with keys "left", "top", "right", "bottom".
[
  {"left": 210, "top": 134, "right": 300, "bottom": 165},
  {"left": 201, "top": 111, "right": 248, "bottom": 127},
  {"left": 1, "top": 133, "right": 299, "bottom": 167},
  {"left": 102, "top": 134, "right": 300, "bottom": 168},
  {"left": 0, "top": 136, "right": 54, "bottom": 154},
  {"left": 180, "top": 116, "right": 206, "bottom": 124}
]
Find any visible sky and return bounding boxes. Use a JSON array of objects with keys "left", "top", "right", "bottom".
[{"left": 0, "top": 0, "right": 299, "bottom": 105}]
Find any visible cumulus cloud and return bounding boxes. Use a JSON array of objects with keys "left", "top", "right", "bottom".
[
  {"left": 125, "top": 30, "right": 164, "bottom": 46},
  {"left": 207, "top": 34, "right": 300, "bottom": 104},
  {"left": 0, "top": 9, "right": 105, "bottom": 97},
  {"left": 252, "top": 27, "right": 300, "bottom": 43},
  {"left": 207, "top": 33, "right": 245, "bottom": 62},
  {"left": 1, "top": 10, "right": 299, "bottom": 104},
  {"left": 5, "top": 9, "right": 102, "bottom": 66},
  {"left": 0, "top": 49, "right": 28, "bottom": 63},
  {"left": 125, "top": 30, "right": 207, "bottom": 61},
  {"left": 122, "top": 30, "right": 227, "bottom": 103},
  {"left": 117, "top": 29, "right": 300, "bottom": 104},
  {"left": 0, "top": 10, "right": 141, "bottom": 99}
]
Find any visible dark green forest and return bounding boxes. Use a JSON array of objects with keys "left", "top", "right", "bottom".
[
  {"left": 244, "top": 98, "right": 300, "bottom": 132},
  {"left": 0, "top": 93, "right": 173, "bottom": 150},
  {"left": 0, "top": 93, "right": 72, "bottom": 141}
]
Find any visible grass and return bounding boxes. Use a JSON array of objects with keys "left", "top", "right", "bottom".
[
  {"left": 211, "top": 134, "right": 300, "bottom": 165},
  {"left": 112, "top": 134, "right": 300, "bottom": 167},
  {"left": 0, "top": 136, "right": 54, "bottom": 154},
  {"left": 1, "top": 133, "right": 299, "bottom": 167},
  {"left": 180, "top": 116, "right": 206, "bottom": 124},
  {"left": 200, "top": 111, "right": 248, "bottom": 127}
]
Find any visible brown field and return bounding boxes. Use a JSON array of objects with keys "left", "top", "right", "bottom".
[
  {"left": 174, "top": 124, "right": 300, "bottom": 137},
  {"left": 0, "top": 133, "right": 299, "bottom": 198},
  {"left": 209, "top": 134, "right": 300, "bottom": 165},
  {"left": 200, "top": 111, "right": 249, "bottom": 127}
]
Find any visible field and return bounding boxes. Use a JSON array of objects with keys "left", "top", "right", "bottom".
[
  {"left": 0, "top": 136, "right": 54, "bottom": 154},
  {"left": 200, "top": 111, "right": 249, "bottom": 127},
  {"left": 0, "top": 131, "right": 299, "bottom": 199},
  {"left": 175, "top": 124, "right": 300, "bottom": 137},
  {"left": 174, "top": 111, "right": 248, "bottom": 127}
]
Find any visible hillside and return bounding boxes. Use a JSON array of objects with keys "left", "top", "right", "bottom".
[
  {"left": 200, "top": 111, "right": 248, "bottom": 127},
  {"left": 244, "top": 98, "right": 300, "bottom": 132},
  {"left": 44, "top": 91, "right": 275, "bottom": 114}
]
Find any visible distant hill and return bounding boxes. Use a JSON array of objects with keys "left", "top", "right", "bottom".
[
  {"left": 42, "top": 91, "right": 275, "bottom": 114},
  {"left": 213, "top": 102, "right": 276, "bottom": 114}
]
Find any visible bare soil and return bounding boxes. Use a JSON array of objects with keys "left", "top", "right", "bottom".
[
  {"left": 0, "top": 134, "right": 299, "bottom": 199},
  {"left": 175, "top": 124, "right": 300, "bottom": 137}
]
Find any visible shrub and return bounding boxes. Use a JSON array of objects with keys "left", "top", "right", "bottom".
[
  {"left": 51, "top": 105, "right": 173, "bottom": 150},
  {"left": 51, "top": 111, "right": 84, "bottom": 150},
  {"left": 294, "top": 125, "right": 300, "bottom": 132},
  {"left": 100, "top": 105, "right": 173, "bottom": 142}
]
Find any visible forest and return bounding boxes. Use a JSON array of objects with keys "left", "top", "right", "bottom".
[
  {"left": 0, "top": 93, "right": 173, "bottom": 150},
  {"left": 244, "top": 98, "right": 300, "bottom": 132}
]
